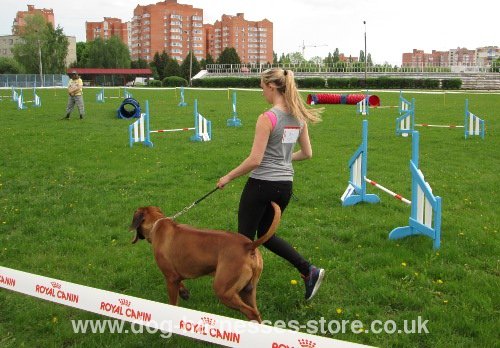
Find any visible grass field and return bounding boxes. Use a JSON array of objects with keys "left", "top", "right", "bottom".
[{"left": 0, "top": 86, "right": 498, "bottom": 348}]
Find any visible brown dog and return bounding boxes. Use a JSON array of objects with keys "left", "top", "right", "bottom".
[{"left": 130, "top": 202, "right": 281, "bottom": 322}]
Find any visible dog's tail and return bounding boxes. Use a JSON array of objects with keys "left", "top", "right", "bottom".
[{"left": 249, "top": 201, "right": 281, "bottom": 250}]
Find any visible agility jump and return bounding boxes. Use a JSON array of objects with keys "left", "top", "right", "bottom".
[
  {"left": 0, "top": 87, "right": 17, "bottom": 102},
  {"left": 396, "top": 93, "right": 485, "bottom": 139},
  {"left": 129, "top": 99, "right": 212, "bottom": 147},
  {"left": 356, "top": 96, "right": 369, "bottom": 116},
  {"left": 16, "top": 88, "right": 41, "bottom": 109},
  {"left": 96, "top": 88, "right": 132, "bottom": 103},
  {"left": 341, "top": 120, "right": 442, "bottom": 249}
]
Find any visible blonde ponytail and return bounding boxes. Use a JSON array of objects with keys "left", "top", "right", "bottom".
[{"left": 261, "top": 68, "right": 323, "bottom": 124}]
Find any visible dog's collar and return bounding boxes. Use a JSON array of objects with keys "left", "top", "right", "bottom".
[{"left": 152, "top": 217, "right": 173, "bottom": 230}]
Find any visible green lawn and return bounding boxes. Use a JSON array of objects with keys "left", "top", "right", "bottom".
[{"left": 0, "top": 87, "right": 498, "bottom": 348}]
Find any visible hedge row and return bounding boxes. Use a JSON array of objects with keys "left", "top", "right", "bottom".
[
  {"left": 188, "top": 77, "right": 462, "bottom": 90},
  {"left": 146, "top": 77, "right": 189, "bottom": 87},
  {"left": 142, "top": 76, "right": 463, "bottom": 90},
  {"left": 191, "top": 77, "right": 261, "bottom": 88}
]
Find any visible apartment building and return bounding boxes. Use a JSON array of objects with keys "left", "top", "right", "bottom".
[
  {"left": 131, "top": 0, "right": 205, "bottom": 62},
  {"left": 475, "top": 46, "right": 500, "bottom": 66},
  {"left": 86, "top": 18, "right": 131, "bottom": 49},
  {"left": 402, "top": 47, "right": 498, "bottom": 67},
  {"left": 449, "top": 47, "right": 476, "bottom": 66},
  {"left": 12, "top": 5, "right": 55, "bottom": 35},
  {"left": 0, "top": 34, "right": 77, "bottom": 67},
  {"left": 209, "top": 13, "right": 273, "bottom": 64},
  {"left": 4, "top": 5, "right": 76, "bottom": 67},
  {"left": 402, "top": 49, "right": 449, "bottom": 67}
]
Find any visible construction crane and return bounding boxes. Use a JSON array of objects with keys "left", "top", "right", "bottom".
[{"left": 299, "top": 40, "right": 328, "bottom": 57}]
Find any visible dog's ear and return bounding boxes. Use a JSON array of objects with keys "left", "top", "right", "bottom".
[
  {"left": 130, "top": 210, "right": 144, "bottom": 231},
  {"left": 130, "top": 209, "right": 145, "bottom": 244}
]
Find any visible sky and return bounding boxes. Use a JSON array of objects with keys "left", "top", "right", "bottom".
[{"left": 2, "top": 0, "right": 498, "bottom": 66}]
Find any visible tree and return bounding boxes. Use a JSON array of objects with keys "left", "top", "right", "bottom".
[
  {"left": 45, "top": 25, "right": 71, "bottom": 71},
  {"left": 131, "top": 58, "right": 149, "bottom": 69},
  {"left": 289, "top": 52, "right": 306, "bottom": 65},
  {"left": 205, "top": 53, "right": 215, "bottom": 65},
  {"left": 324, "top": 52, "right": 334, "bottom": 65},
  {"left": 82, "top": 36, "right": 130, "bottom": 68},
  {"left": 278, "top": 53, "right": 290, "bottom": 64},
  {"left": 493, "top": 58, "right": 500, "bottom": 72},
  {"left": 310, "top": 56, "right": 322, "bottom": 65},
  {"left": 164, "top": 58, "right": 180, "bottom": 77},
  {"left": 333, "top": 48, "right": 340, "bottom": 64},
  {"left": 151, "top": 51, "right": 170, "bottom": 80},
  {"left": 367, "top": 53, "right": 373, "bottom": 66},
  {"left": 359, "top": 50, "right": 366, "bottom": 64},
  {"left": 180, "top": 51, "right": 200, "bottom": 81},
  {"left": 76, "top": 42, "right": 87, "bottom": 65},
  {"left": 0, "top": 57, "right": 24, "bottom": 73},
  {"left": 12, "top": 13, "right": 69, "bottom": 74},
  {"left": 216, "top": 47, "right": 241, "bottom": 64}
]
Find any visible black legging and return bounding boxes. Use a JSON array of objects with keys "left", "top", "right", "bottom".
[{"left": 238, "top": 177, "right": 310, "bottom": 276}]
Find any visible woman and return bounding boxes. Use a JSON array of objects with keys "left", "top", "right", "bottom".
[{"left": 217, "top": 68, "right": 324, "bottom": 300}]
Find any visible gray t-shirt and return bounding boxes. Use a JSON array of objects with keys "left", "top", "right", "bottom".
[{"left": 250, "top": 107, "right": 303, "bottom": 182}]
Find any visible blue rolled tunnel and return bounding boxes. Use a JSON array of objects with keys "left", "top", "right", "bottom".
[{"left": 117, "top": 98, "right": 141, "bottom": 119}]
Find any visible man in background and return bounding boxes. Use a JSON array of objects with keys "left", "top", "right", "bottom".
[{"left": 63, "top": 71, "right": 84, "bottom": 120}]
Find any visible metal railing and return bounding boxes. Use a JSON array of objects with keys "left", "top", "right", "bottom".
[
  {"left": 0, "top": 74, "right": 69, "bottom": 88},
  {"left": 206, "top": 63, "right": 499, "bottom": 75}
]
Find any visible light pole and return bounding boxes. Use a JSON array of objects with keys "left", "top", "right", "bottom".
[
  {"left": 36, "top": 31, "right": 43, "bottom": 87},
  {"left": 185, "top": 29, "right": 193, "bottom": 86},
  {"left": 189, "top": 49, "right": 193, "bottom": 86},
  {"left": 363, "top": 20, "right": 367, "bottom": 86}
]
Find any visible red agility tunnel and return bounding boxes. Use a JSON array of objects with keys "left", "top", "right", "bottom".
[{"left": 307, "top": 94, "right": 380, "bottom": 107}]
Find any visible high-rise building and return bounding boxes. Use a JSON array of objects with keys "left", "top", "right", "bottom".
[
  {"left": 209, "top": 13, "right": 273, "bottom": 64},
  {"left": 131, "top": 0, "right": 204, "bottom": 62},
  {"left": 12, "top": 5, "right": 55, "bottom": 35},
  {"left": 86, "top": 17, "right": 131, "bottom": 49}
]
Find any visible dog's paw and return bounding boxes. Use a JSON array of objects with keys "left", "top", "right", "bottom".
[{"left": 179, "top": 288, "right": 190, "bottom": 300}]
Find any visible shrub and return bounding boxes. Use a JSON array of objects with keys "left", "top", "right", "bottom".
[
  {"left": 326, "top": 78, "right": 351, "bottom": 89},
  {"left": 422, "top": 79, "right": 440, "bottom": 89},
  {"left": 295, "top": 78, "right": 326, "bottom": 89},
  {"left": 162, "top": 76, "right": 188, "bottom": 87},
  {"left": 441, "top": 79, "right": 462, "bottom": 89},
  {"left": 148, "top": 79, "right": 162, "bottom": 87}
]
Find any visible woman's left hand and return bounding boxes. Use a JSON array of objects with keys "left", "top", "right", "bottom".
[{"left": 217, "top": 175, "right": 231, "bottom": 189}]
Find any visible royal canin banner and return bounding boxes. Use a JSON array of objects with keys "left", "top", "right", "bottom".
[{"left": 0, "top": 266, "right": 372, "bottom": 348}]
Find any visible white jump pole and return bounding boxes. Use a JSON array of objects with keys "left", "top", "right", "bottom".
[
  {"left": 364, "top": 177, "right": 411, "bottom": 205},
  {"left": 150, "top": 127, "right": 195, "bottom": 133},
  {"left": 416, "top": 124, "right": 464, "bottom": 128}
]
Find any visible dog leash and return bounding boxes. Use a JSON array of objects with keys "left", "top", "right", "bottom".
[{"left": 170, "top": 187, "right": 219, "bottom": 220}]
